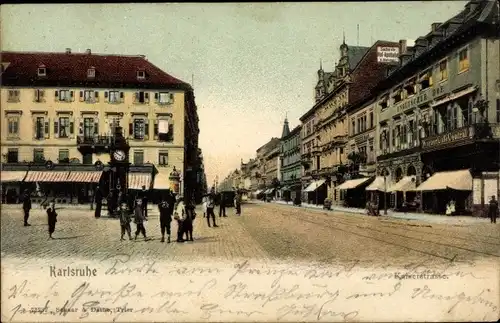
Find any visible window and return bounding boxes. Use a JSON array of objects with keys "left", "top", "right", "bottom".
[
  {"left": 369, "top": 112, "right": 374, "bottom": 128},
  {"left": 133, "top": 150, "right": 144, "bottom": 165},
  {"left": 34, "top": 116, "right": 45, "bottom": 140},
  {"left": 405, "top": 81, "right": 416, "bottom": 96},
  {"left": 134, "top": 91, "right": 149, "bottom": 104},
  {"left": 107, "top": 91, "right": 122, "bottom": 104},
  {"left": 497, "top": 99, "right": 500, "bottom": 123},
  {"left": 37, "top": 67, "right": 46, "bottom": 77},
  {"left": 7, "top": 116, "right": 19, "bottom": 138},
  {"left": 392, "top": 88, "right": 402, "bottom": 104},
  {"left": 351, "top": 118, "right": 355, "bottom": 135},
  {"left": 80, "top": 90, "right": 98, "bottom": 103},
  {"left": 7, "top": 90, "right": 20, "bottom": 102},
  {"left": 137, "top": 70, "right": 145, "bottom": 80},
  {"left": 408, "top": 120, "right": 415, "bottom": 147},
  {"left": 7, "top": 148, "right": 18, "bottom": 163},
  {"left": 33, "top": 149, "right": 45, "bottom": 163},
  {"left": 380, "top": 97, "right": 388, "bottom": 110},
  {"left": 419, "top": 70, "right": 433, "bottom": 90},
  {"left": 56, "top": 116, "right": 71, "bottom": 138},
  {"left": 58, "top": 149, "right": 69, "bottom": 163},
  {"left": 83, "top": 117, "right": 96, "bottom": 138},
  {"left": 56, "top": 90, "right": 73, "bottom": 102},
  {"left": 156, "top": 92, "right": 174, "bottom": 105},
  {"left": 87, "top": 68, "right": 95, "bottom": 78},
  {"left": 131, "top": 119, "right": 147, "bottom": 140},
  {"left": 438, "top": 60, "right": 448, "bottom": 82},
  {"left": 82, "top": 154, "right": 93, "bottom": 165},
  {"left": 34, "top": 89, "right": 45, "bottom": 103},
  {"left": 432, "top": 110, "right": 439, "bottom": 135},
  {"left": 458, "top": 48, "right": 469, "bottom": 73},
  {"left": 158, "top": 151, "right": 168, "bottom": 166}
]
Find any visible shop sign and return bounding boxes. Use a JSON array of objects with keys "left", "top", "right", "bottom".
[
  {"left": 422, "top": 126, "right": 471, "bottom": 150},
  {"left": 377, "top": 46, "right": 400, "bottom": 63},
  {"left": 395, "top": 91, "right": 431, "bottom": 114}
]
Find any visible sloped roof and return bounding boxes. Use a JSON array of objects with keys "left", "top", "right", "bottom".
[
  {"left": 1, "top": 51, "right": 191, "bottom": 90},
  {"left": 347, "top": 46, "right": 370, "bottom": 71}
]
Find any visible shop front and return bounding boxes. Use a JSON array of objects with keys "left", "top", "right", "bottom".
[
  {"left": 335, "top": 176, "right": 374, "bottom": 208},
  {"left": 0, "top": 169, "right": 28, "bottom": 204},
  {"left": 303, "top": 178, "right": 326, "bottom": 205}
]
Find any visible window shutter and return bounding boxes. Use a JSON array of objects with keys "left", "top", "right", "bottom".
[
  {"left": 55, "top": 90, "right": 58, "bottom": 98},
  {"left": 129, "top": 121, "right": 134, "bottom": 138},
  {"left": 169, "top": 93, "right": 174, "bottom": 103},
  {"left": 95, "top": 91, "right": 99, "bottom": 102},
  {"left": 32, "top": 117, "right": 37, "bottom": 140},
  {"left": 144, "top": 120, "right": 149, "bottom": 140},
  {"left": 70, "top": 91, "right": 74, "bottom": 101},
  {"left": 44, "top": 118, "right": 50, "bottom": 139},
  {"left": 154, "top": 93, "right": 158, "bottom": 101},
  {"left": 104, "top": 91, "right": 108, "bottom": 98},
  {"left": 79, "top": 121, "right": 84, "bottom": 136},
  {"left": 69, "top": 117, "right": 74, "bottom": 136},
  {"left": 54, "top": 119, "right": 59, "bottom": 138},
  {"left": 154, "top": 120, "right": 159, "bottom": 139},
  {"left": 168, "top": 124, "right": 174, "bottom": 142}
]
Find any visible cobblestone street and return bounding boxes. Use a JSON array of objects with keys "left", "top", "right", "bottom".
[{"left": 1, "top": 203, "right": 499, "bottom": 265}]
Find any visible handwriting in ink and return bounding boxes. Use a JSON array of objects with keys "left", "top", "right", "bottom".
[
  {"left": 102, "top": 253, "right": 158, "bottom": 275},
  {"left": 200, "top": 303, "right": 263, "bottom": 319}
]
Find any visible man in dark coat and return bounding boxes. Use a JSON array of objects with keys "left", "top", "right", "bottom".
[
  {"left": 219, "top": 192, "right": 227, "bottom": 217},
  {"left": 94, "top": 185, "right": 103, "bottom": 218},
  {"left": 134, "top": 199, "right": 148, "bottom": 240},
  {"left": 22, "top": 189, "right": 32, "bottom": 226},
  {"left": 140, "top": 185, "right": 149, "bottom": 219},
  {"left": 158, "top": 193, "right": 174, "bottom": 243},
  {"left": 206, "top": 188, "right": 218, "bottom": 228},
  {"left": 47, "top": 201, "right": 58, "bottom": 239},
  {"left": 184, "top": 200, "right": 196, "bottom": 241},
  {"left": 488, "top": 195, "right": 498, "bottom": 224}
]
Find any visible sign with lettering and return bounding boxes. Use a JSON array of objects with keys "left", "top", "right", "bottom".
[
  {"left": 395, "top": 92, "right": 431, "bottom": 114},
  {"left": 422, "top": 126, "right": 471, "bottom": 150},
  {"left": 377, "top": 47, "right": 400, "bottom": 63}
]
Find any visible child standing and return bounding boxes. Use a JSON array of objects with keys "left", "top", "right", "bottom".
[
  {"left": 134, "top": 199, "right": 148, "bottom": 241},
  {"left": 47, "top": 202, "right": 57, "bottom": 239},
  {"left": 119, "top": 202, "right": 132, "bottom": 241}
]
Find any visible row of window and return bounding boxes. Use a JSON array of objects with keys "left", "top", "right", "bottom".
[
  {"left": 6, "top": 89, "right": 175, "bottom": 105},
  {"left": 351, "top": 111, "right": 375, "bottom": 136},
  {"left": 5, "top": 148, "right": 171, "bottom": 166},
  {"left": 36, "top": 66, "right": 146, "bottom": 81},
  {"left": 381, "top": 47, "right": 470, "bottom": 109},
  {"left": 6, "top": 116, "right": 174, "bottom": 142}
]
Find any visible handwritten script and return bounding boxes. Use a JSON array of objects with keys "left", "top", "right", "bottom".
[{"left": 1, "top": 255, "right": 498, "bottom": 322}]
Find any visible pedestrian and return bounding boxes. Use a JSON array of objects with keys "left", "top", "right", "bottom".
[
  {"left": 119, "top": 202, "right": 133, "bottom": 241},
  {"left": 22, "top": 189, "right": 32, "bottom": 226},
  {"left": 94, "top": 185, "right": 103, "bottom": 218},
  {"left": 47, "top": 201, "right": 58, "bottom": 239},
  {"left": 206, "top": 188, "right": 218, "bottom": 228},
  {"left": 158, "top": 195, "right": 173, "bottom": 243},
  {"left": 219, "top": 192, "right": 227, "bottom": 217},
  {"left": 234, "top": 192, "right": 242, "bottom": 216},
  {"left": 184, "top": 200, "right": 196, "bottom": 242},
  {"left": 174, "top": 195, "right": 186, "bottom": 242},
  {"left": 140, "top": 185, "right": 149, "bottom": 219},
  {"left": 488, "top": 195, "right": 498, "bottom": 224},
  {"left": 134, "top": 199, "right": 148, "bottom": 240},
  {"left": 202, "top": 196, "right": 207, "bottom": 218}
]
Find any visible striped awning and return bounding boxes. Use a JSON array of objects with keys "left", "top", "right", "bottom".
[
  {"left": 24, "top": 171, "right": 70, "bottom": 183},
  {"left": 128, "top": 173, "right": 152, "bottom": 190},
  {"left": 66, "top": 171, "right": 102, "bottom": 183},
  {"left": 0, "top": 171, "right": 27, "bottom": 183}
]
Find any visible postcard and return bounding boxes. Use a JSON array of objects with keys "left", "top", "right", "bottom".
[{"left": 1, "top": 1, "right": 499, "bottom": 322}]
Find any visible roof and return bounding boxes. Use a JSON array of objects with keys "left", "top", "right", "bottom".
[
  {"left": 282, "top": 124, "right": 302, "bottom": 141},
  {"left": 347, "top": 46, "right": 370, "bottom": 71},
  {"left": 1, "top": 50, "right": 191, "bottom": 90}
]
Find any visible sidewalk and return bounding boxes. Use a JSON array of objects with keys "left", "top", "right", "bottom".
[{"left": 253, "top": 199, "right": 490, "bottom": 225}]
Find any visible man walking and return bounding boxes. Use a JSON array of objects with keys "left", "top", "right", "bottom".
[
  {"left": 219, "top": 192, "right": 227, "bottom": 217},
  {"left": 183, "top": 199, "right": 196, "bottom": 241},
  {"left": 140, "top": 185, "right": 149, "bottom": 219},
  {"left": 488, "top": 195, "right": 498, "bottom": 224},
  {"left": 94, "top": 185, "right": 103, "bottom": 218},
  {"left": 206, "top": 188, "right": 218, "bottom": 228},
  {"left": 158, "top": 194, "right": 174, "bottom": 243},
  {"left": 22, "top": 189, "right": 32, "bottom": 226},
  {"left": 134, "top": 199, "right": 148, "bottom": 240},
  {"left": 234, "top": 191, "right": 242, "bottom": 216}
]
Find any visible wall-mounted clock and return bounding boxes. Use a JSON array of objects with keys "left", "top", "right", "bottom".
[{"left": 113, "top": 150, "right": 126, "bottom": 161}]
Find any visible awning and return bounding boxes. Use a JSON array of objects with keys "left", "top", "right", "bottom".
[
  {"left": 304, "top": 179, "right": 326, "bottom": 192},
  {"left": 153, "top": 173, "right": 170, "bottom": 190},
  {"left": 254, "top": 190, "right": 263, "bottom": 195},
  {"left": 414, "top": 169, "right": 472, "bottom": 191},
  {"left": 336, "top": 177, "right": 372, "bottom": 190},
  {"left": 430, "top": 87, "right": 477, "bottom": 108},
  {"left": 388, "top": 176, "right": 416, "bottom": 192},
  {"left": 24, "top": 171, "right": 70, "bottom": 183},
  {"left": 66, "top": 171, "right": 102, "bottom": 183},
  {"left": 366, "top": 176, "right": 387, "bottom": 192},
  {"left": 0, "top": 171, "right": 27, "bottom": 183},
  {"left": 265, "top": 188, "right": 275, "bottom": 194},
  {"left": 281, "top": 186, "right": 290, "bottom": 191},
  {"left": 128, "top": 173, "right": 152, "bottom": 190}
]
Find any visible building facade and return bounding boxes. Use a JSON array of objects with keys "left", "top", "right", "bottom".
[
  {"left": 1, "top": 49, "right": 200, "bottom": 202},
  {"left": 255, "top": 137, "right": 280, "bottom": 190},
  {"left": 280, "top": 119, "right": 302, "bottom": 201},
  {"left": 374, "top": 0, "right": 500, "bottom": 214}
]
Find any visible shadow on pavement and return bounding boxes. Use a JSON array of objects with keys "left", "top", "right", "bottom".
[{"left": 53, "top": 235, "right": 88, "bottom": 240}]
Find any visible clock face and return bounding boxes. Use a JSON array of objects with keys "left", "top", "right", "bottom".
[{"left": 113, "top": 150, "right": 126, "bottom": 161}]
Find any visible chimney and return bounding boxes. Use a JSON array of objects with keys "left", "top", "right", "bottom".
[
  {"left": 85, "top": 49, "right": 91, "bottom": 55},
  {"left": 399, "top": 39, "right": 407, "bottom": 55},
  {"left": 65, "top": 48, "right": 71, "bottom": 54},
  {"left": 431, "top": 23, "right": 441, "bottom": 32}
]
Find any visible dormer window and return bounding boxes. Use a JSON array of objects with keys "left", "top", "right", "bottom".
[
  {"left": 392, "top": 88, "right": 402, "bottom": 104},
  {"left": 137, "top": 70, "right": 146, "bottom": 80},
  {"left": 37, "top": 66, "right": 46, "bottom": 77},
  {"left": 87, "top": 67, "right": 96, "bottom": 78}
]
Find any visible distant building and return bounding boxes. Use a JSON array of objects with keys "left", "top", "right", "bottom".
[{"left": 279, "top": 118, "right": 302, "bottom": 201}]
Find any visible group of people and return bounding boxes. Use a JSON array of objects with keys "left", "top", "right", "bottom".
[{"left": 202, "top": 189, "right": 243, "bottom": 227}]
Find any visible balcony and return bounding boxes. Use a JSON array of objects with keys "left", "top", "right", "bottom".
[{"left": 421, "top": 123, "right": 499, "bottom": 152}]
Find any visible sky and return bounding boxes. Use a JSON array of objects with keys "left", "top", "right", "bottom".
[{"left": 1, "top": 2, "right": 467, "bottom": 186}]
